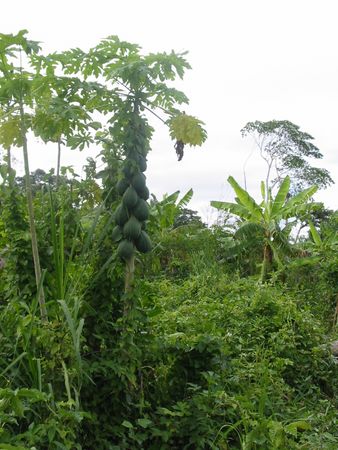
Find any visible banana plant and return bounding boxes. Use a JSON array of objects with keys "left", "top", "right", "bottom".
[
  {"left": 211, "top": 176, "right": 319, "bottom": 281},
  {"left": 149, "top": 188, "right": 194, "bottom": 232}
]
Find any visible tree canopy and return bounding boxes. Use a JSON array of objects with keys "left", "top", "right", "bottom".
[{"left": 241, "top": 120, "right": 333, "bottom": 194}]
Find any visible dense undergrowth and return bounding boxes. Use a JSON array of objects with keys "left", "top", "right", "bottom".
[{"left": 0, "top": 171, "right": 337, "bottom": 449}]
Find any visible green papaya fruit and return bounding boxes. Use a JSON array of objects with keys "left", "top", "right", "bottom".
[
  {"left": 135, "top": 231, "right": 152, "bottom": 253},
  {"left": 112, "top": 225, "right": 123, "bottom": 242},
  {"left": 132, "top": 199, "right": 149, "bottom": 221},
  {"left": 138, "top": 185, "right": 150, "bottom": 201},
  {"left": 131, "top": 172, "right": 146, "bottom": 194},
  {"left": 138, "top": 154, "right": 147, "bottom": 172},
  {"left": 122, "top": 186, "right": 138, "bottom": 209},
  {"left": 116, "top": 178, "right": 129, "bottom": 196},
  {"left": 117, "top": 239, "right": 135, "bottom": 260},
  {"left": 123, "top": 215, "right": 142, "bottom": 240},
  {"left": 114, "top": 204, "right": 129, "bottom": 226},
  {"left": 122, "top": 160, "right": 137, "bottom": 179}
]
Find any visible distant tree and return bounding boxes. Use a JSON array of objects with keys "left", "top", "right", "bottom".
[
  {"left": 173, "top": 208, "right": 204, "bottom": 228},
  {"left": 241, "top": 120, "right": 333, "bottom": 194}
]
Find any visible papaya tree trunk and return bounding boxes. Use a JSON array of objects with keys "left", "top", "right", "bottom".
[
  {"left": 7, "top": 146, "right": 11, "bottom": 171},
  {"left": 124, "top": 255, "right": 135, "bottom": 314},
  {"left": 19, "top": 101, "right": 48, "bottom": 322},
  {"left": 124, "top": 256, "right": 135, "bottom": 293},
  {"left": 6, "top": 146, "right": 14, "bottom": 189},
  {"left": 56, "top": 138, "right": 62, "bottom": 188}
]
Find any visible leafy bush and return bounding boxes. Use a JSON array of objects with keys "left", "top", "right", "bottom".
[{"left": 121, "top": 274, "right": 337, "bottom": 449}]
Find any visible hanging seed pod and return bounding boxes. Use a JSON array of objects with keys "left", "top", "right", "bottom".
[
  {"left": 135, "top": 230, "right": 152, "bottom": 253},
  {"left": 122, "top": 186, "right": 138, "bottom": 209},
  {"left": 123, "top": 215, "right": 142, "bottom": 240},
  {"left": 112, "top": 225, "right": 123, "bottom": 242},
  {"left": 117, "top": 239, "right": 135, "bottom": 260},
  {"left": 114, "top": 204, "right": 129, "bottom": 227},
  {"left": 132, "top": 198, "right": 149, "bottom": 221},
  {"left": 116, "top": 177, "right": 130, "bottom": 196},
  {"left": 131, "top": 172, "right": 146, "bottom": 194}
]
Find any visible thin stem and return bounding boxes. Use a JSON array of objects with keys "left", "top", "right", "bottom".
[{"left": 266, "top": 159, "right": 273, "bottom": 203}]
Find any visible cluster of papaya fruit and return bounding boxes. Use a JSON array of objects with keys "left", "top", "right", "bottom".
[{"left": 113, "top": 112, "right": 152, "bottom": 260}]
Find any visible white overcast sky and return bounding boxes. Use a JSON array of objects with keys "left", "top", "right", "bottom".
[{"left": 2, "top": 0, "right": 338, "bottom": 219}]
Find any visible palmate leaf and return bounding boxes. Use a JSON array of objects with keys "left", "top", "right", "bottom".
[
  {"left": 144, "top": 51, "right": 191, "bottom": 81},
  {"left": 271, "top": 176, "right": 290, "bottom": 218},
  {"left": 0, "top": 29, "right": 40, "bottom": 55},
  {"left": 227, "top": 176, "right": 263, "bottom": 221},
  {"left": 150, "top": 84, "right": 189, "bottom": 109},
  {"left": 168, "top": 113, "right": 207, "bottom": 146},
  {"left": 0, "top": 116, "right": 22, "bottom": 148}
]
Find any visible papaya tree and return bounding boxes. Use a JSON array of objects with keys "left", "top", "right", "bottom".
[
  {"left": 1, "top": 33, "right": 206, "bottom": 307},
  {"left": 211, "top": 176, "right": 319, "bottom": 281},
  {"left": 0, "top": 31, "right": 48, "bottom": 320},
  {"left": 29, "top": 50, "right": 118, "bottom": 188},
  {"left": 44, "top": 36, "right": 207, "bottom": 297}
]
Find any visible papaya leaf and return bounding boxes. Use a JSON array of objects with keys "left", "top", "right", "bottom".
[{"left": 168, "top": 113, "right": 207, "bottom": 146}]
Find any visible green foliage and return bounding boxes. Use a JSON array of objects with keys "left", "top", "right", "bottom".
[
  {"left": 211, "top": 176, "right": 319, "bottom": 280},
  {"left": 0, "top": 30, "right": 336, "bottom": 450},
  {"left": 142, "top": 275, "right": 337, "bottom": 449},
  {"left": 168, "top": 113, "right": 207, "bottom": 146},
  {"left": 148, "top": 188, "right": 194, "bottom": 233},
  {"left": 241, "top": 120, "right": 334, "bottom": 192}
]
